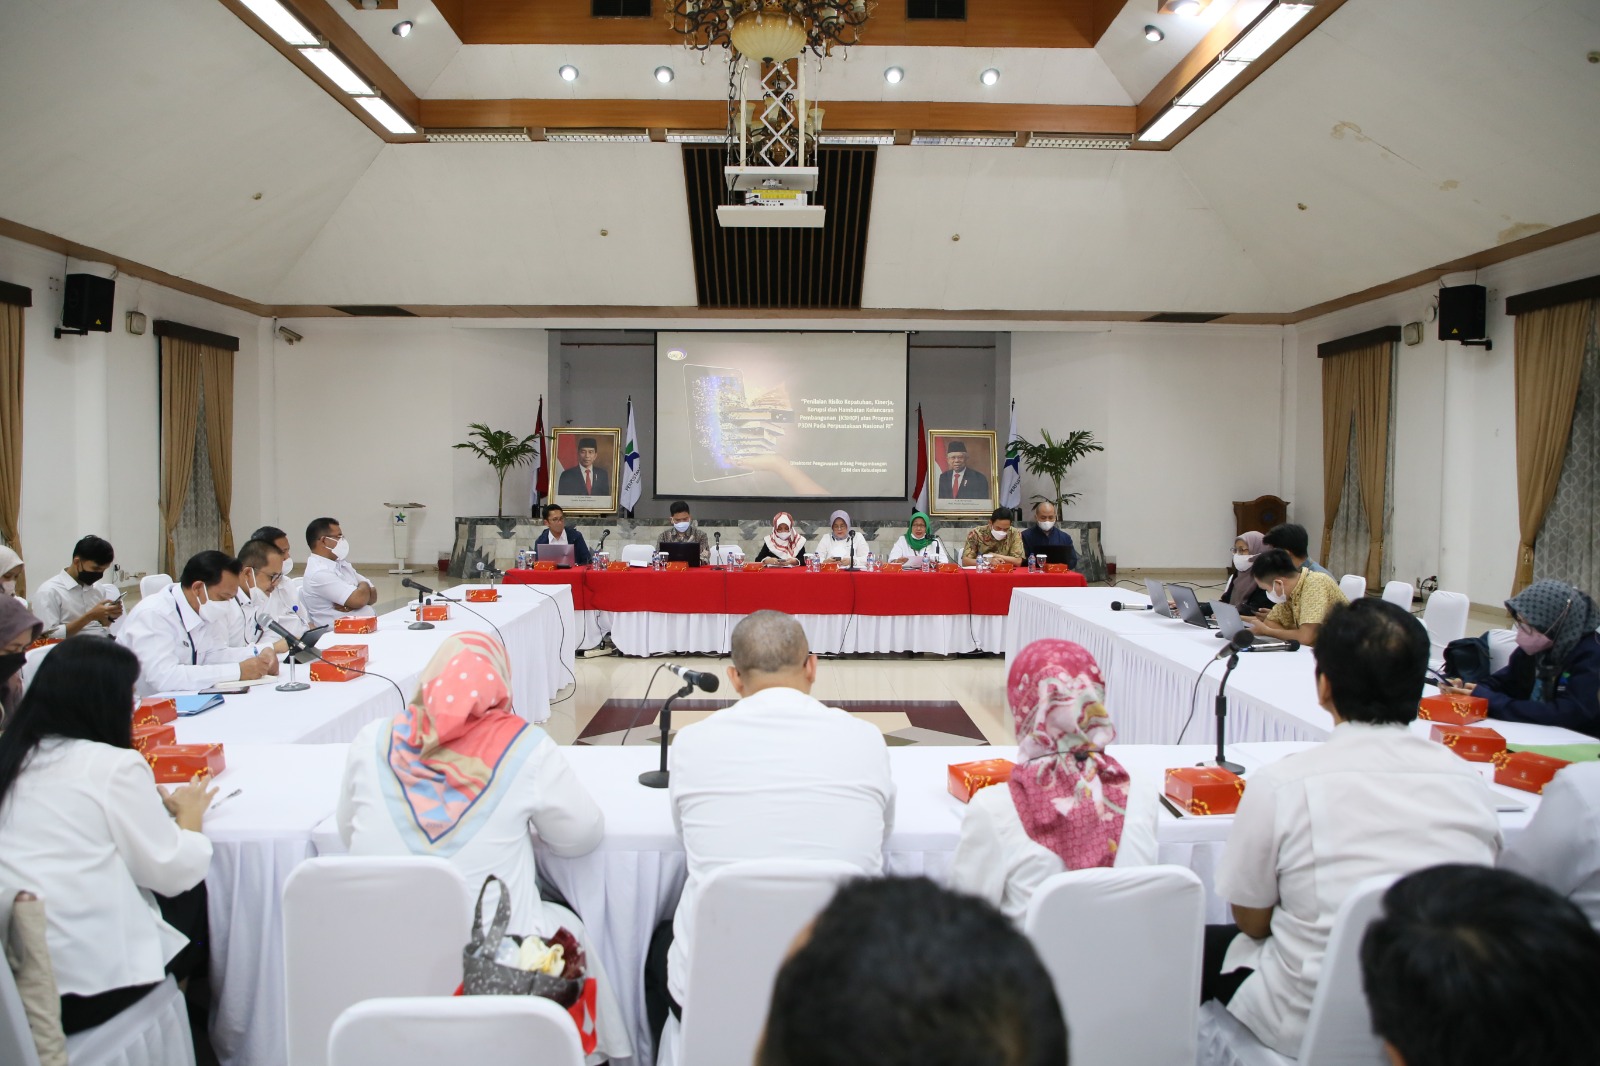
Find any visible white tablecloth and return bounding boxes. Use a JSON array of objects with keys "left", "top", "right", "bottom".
[
  {"left": 171, "top": 584, "right": 574, "bottom": 746},
  {"left": 608, "top": 612, "right": 1006, "bottom": 656}
]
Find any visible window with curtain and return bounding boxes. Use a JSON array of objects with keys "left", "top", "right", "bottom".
[
  {"left": 157, "top": 322, "right": 237, "bottom": 575},
  {"left": 1318, "top": 332, "right": 1397, "bottom": 588},
  {"left": 1533, "top": 300, "right": 1600, "bottom": 592}
]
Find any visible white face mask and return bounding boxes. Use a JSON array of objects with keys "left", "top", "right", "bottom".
[
  {"left": 196, "top": 586, "right": 234, "bottom": 625},
  {"left": 328, "top": 537, "right": 350, "bottom": 562},
  {"left": 1265, "top": 582, "right": 1287, "bottom": 605},
  {"left": 248, "top": 585, "right": 271, "bottom": 607},
  {"left": 281, "top": 555, "right": 294, "bottom": 578},
  {"left": 991, "top": 526, "right": 1009, "bottom": 540},
  {"left": 673, "top": 521, "right": 691, "bottom": 533},
  {"left": 1035, "top": 520, "right": 1055, "bottom": 532},
  {"left": 1233, "top": 554, "right": 1252, "bottom": 571},
  {"left": 1, "top": 579, "right": 14, "bottom": 597}
]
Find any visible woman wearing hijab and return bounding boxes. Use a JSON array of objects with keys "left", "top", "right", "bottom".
[
  {"left": 949, "top": 639, "right": 1157, "bottom": 923},
  {"left": 0, "top": 595, "right": 43, "bottom": 725},
  {"left": 0, "top": 545, "right": 25, "bottom": 605},
  {"left": 886, "top": 512, "right": 948, "bottom": 566},
  {"left": 337, "top": 631, "right": 631, "bottom": 1062},
  {"left": 1449, "top": 579, "right": 1600, "bottom": 737},
  {"left": 812, "top": 510, "right": 869, "bottom": 567},
  {"left": 754, "top": 512, "right": 807, "bottom": 566},
  {"left": 1221, "top": 531, "right": 1273, "bottom": 616}
]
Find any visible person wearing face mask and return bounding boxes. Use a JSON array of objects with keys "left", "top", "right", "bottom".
[
  {"left": 962, "top": 508, "right": 1026, "bottom": 567},
  {"left": 31, "top": 535, "right": 123, "bottom": 639},
  {"left": 223, "top": 540, "right": 293, "bottom": 654},
  {"left": 886, "top": 511, "right": 948, "bottom": 567},
  {"left": 1220, "top": 531, "right": 1273, "bottom": 616},
  {"left": 248, "top": 524, "right": 308, "bottom": 638},
  {"left": 0, "top": 544, "right": 26, "bottom": 606},
  {"left": 1019, "top": 502, "right": 1077, "bottom": 570},
  {"left": 1242, "top": 549, "right": 1348, "bottom": 648},
  {"left": 0, "top": 595, "right": 43, "bottom": 725},
  {"left": 118, "top": 551, "right": 278, "bottom": 695},
  {"left": 755, "top": 511, "right": 808, "bottom": 566},
  {"left": 300, "top": 517, "right": 378, "bottom": 628},
  {"left": 1441, "top": 579, "right": 1600, "bottom": 738},
  {"left": 655, "top": 501, "right": 710, "bottom": 566}
]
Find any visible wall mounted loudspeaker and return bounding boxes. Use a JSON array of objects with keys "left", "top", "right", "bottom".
[
  {"left": 57, "top": 274, "right": 115, "bottom": 338},
  {"left": 1438, "top": 284, "right": 1491, "bottom": 349}
]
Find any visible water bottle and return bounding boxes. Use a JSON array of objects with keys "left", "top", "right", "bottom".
[
  {"left": 808, "top": 553, "right": 820, "bottom": 573},
  {"left": 865, "top": 552, "right": 876, "bottom": 572}
]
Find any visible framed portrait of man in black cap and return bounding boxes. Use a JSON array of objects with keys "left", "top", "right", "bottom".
[
  {"left": 929, "top": 430, "right": 996, "bottom": 515},
  {"left": 551, "top": 427, "right": 621, "bottom": 514}
]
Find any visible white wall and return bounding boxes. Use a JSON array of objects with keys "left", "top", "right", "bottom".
[
  {"left": 1012, "top": 325, "right": 1287, "bottom": 568},
  {"left": 267, "top": 319, "right": 548, "bottom": 566},
  {"left": 1289, "top": 231, "right": 1600, "bottom": 607}
]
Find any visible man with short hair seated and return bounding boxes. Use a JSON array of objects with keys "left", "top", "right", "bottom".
[
  {"left": 533, "top": 504, "right": 591, "bottom": 566},
  {"left": 656, "top": 500, "right": 709, "bottom": 566},
  {"left": 299, "top": 517, "right": 377, "bottom": 627},
  {"left": 248, "top": 524, "right": 308, "bottom": 637},
  {"left": 1263, "top": 522, "right": 1333, "bottom": 577},
  {"left": 223, "top": 539, "right": 292, "bottom": 654},
  {"left": 962, "top": 508, "right": 1025, "bottom": 567},
  {"left": 1243, "top": 548, "right": 1348, "bottom": 647},
  {"left": 643, "top": 610, "right": 894, "bottom": 1049},
  {"left": 118, "top": 550, "right": 279, "bottom": 694},
  {"left": 1360, "top": 865, "right": 1600, "bottom": 1066},
  {"left": 1019, "top": 501, "right": 1077, "bottom": 569},
  {"left": 1202, "top": 600, "right": 1502, "bottom": 1058},
  {"left": 32, "top": 534, "right": 122, "bottom": 638}
]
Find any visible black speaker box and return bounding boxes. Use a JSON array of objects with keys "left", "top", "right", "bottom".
[
  {"left": 1438, "top": 284, "right": 1487, "bottom": 342},
  {"left": 62, "top": 274, "right": 115, "bottom": 333}
]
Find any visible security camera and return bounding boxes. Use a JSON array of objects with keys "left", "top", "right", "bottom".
[{"left": 277, "top": 326, "right": 303, "bottom": 345}]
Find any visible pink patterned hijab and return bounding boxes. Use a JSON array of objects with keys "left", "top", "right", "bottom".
[
  {"left": 1007, "top": 639, "right": 1129, "bottom": 869},
  {"left": 386, "top": 632, "right": 530, "bottom": 846}
]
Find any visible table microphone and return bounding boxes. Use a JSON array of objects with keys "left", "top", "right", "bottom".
[
  {"left": 596, "top": 529, "right": 610, "bottom": 553},
  {"left": 476, "top": 561, "right": 504, "bottom": 580},
  {"left": 666, "top": 663, "right": 719, "bottom": 692},
  {"left": 1212, "top": 629, "right": 1254, "bottom": 660},
  {"left": 1243, "top": 639, "right": 1302, "bottom": 653},
  {"left": 401, "top": 577, "right": 436, "bottom": 596},
  {"left": 1110, "top": 601, "right": 1153, "bottom": 611}
]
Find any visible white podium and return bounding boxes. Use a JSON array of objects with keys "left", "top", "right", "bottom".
[{"left": 384, "top": 502, "right": 425, "bottom": 574}]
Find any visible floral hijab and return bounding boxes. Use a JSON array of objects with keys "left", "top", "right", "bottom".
[
  {"left": 1007, "top": 639, "right": 1129, "bottom": 870},
  {"left": 765, "top": 512, "right": 805, "bottom": 560}
]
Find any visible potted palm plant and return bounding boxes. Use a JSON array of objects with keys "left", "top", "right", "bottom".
[
  {"left": 1013, "top": 429, "right": 1104, "bottom": 514},
  {"left": 453, "top": 423, "right": 541, "bottom": 517}
]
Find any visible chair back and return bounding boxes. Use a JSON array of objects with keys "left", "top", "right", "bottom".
[
  {"left": 1338, "top": 574, "right": 1367, "bottom": 601},
  {"left": 1422, "top": 591, "right": 1471, "bottom": 670},
  {"left": 1381, "top": 581, "right": 1414, "bottom": 609},
  {"left": 620, "top": 544, "right": 655, "bottom": 566},
  {"left": 328, "top": 996, "right": 582, "bottom": 1066},
  {"left": 282, "top": 857, "right": 472, "bottom": 1066},
  {"left": 139, "top": 574, "right": 171, "bottom": 599},
  {"left": 679, "top": 859, "right": 859, "bottom": 1066},
  {"left": 710, "top": 544, "right": 745, "bottom": 566},
  {"left": 1025, "top": 866, "right": 1205, "bottom": 1066},
  {"left": 0, "top": 926, "right": 43, "bottom": 1066},
  {"left": 1298, "top": 876, "right": 1393, "bottom": 1066}
]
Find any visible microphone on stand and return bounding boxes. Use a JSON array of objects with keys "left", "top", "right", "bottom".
[
  {"left": 641, "top": 663, "right": 719, "bottom": 789},
  {"left": 263, "top": 617, "right": 312, "bottom": 692},
  {"left": 1243, "top": 639, "right": 1302, "bottom": 653},
  {"left": 1213, "top": 629, "right": 1255, "bottom": 660},
  {"left": 401, "top": 577, "right": 435, "bottom": 630},
  {"left": 596, "top": 529, "right": 610, "bottom": 557},
  {"left": 665, "top": 663, "right": 720, "bottom": 692},
  {"left": 475, "top": 561, "right": 504, "bottom": 583},
  {"left": 1110, "top": 601, "right": 1153, "bottom": 611}
]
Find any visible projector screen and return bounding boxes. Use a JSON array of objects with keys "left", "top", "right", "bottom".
[{"left": 655, "top": 331, "right": 908, "bottom": 500}]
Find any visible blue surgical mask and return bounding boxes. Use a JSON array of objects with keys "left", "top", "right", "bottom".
[{"left": 673, "top": 521, "right": 691, "bottom": 533}]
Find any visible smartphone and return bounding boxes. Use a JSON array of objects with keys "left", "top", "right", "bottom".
[{"left": 683, "top": 364, "right": 754, "bottom": 483}]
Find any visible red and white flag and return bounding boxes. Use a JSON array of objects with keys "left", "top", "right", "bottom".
[
  {"left": 529, "top": 396, "right": 548, "bottom": 514},
  {"left": 912, "top": 404, "right": 929, "bottom": 513}
]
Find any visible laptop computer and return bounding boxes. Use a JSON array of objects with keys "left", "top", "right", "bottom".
[
  {"left": 1211, "top": 601, "right": 1290, "bottom": 650},
  {"left": 1169, "top": 585, "right": 1219, "bottom": 629},
  {"left": 536, "top": 543, "right": 576, "bottom": 568},
  {"left": 1143, "top": 579, "right": 1177, "bottom": 619},
  {"left": 662, "top": 542, "right": 704, "bottom": 568},
  {"left": 1031, "top": 544, "right": 1076, "bottom": 567}
]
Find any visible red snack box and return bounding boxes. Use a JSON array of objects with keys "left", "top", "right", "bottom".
[
  {"left": 132, "top": 721, "right": 176, "bottom": 754},
  {"left": 948, "top": 759, "right": 1015, "bottom": 803},
  {"left": 989, "top": 562, "right": 1016, "bottom": 574},
  {"left": 819, "top": 562, "right": 841, "bottom": 572},
  {"left": 531, "top": 561, "right": 558, "bottom": 572},
  {"left": 135, "top": 697, "right": 178, "bottom": 725},
  {"left": 1164, "top": 767, "right": 1246, "bottom": 816},
  {"left": 334, "top": 616, "right": 378, "bottom": 634},
  {"left": 1045, "top": 563, "right": 1072, "bottom": 574},
  {"left": 1428, "top": 724, "right": 1506, "bottom": 762},
  {"left": 414, "top": 604, "right": 450, "bottom": 622},
  {"left": 466, "top": 589, "right": 499, "bottom": 603},
  {"left": 1491, "top": 751, "right": 1571, "bottom": 795},
  {"left": 1417, "top": 694, "right": 1489, "bottom": 726},
  {"left": 665, "top": 561, "right": 690, "bottom": 572},
  {"left": 879, "top": 562, "right": 905, "bottom": 573},
  {"left": 936, "top": 562, "right": 962, "bottom": 574},
  {"left": 741, "top": 562, "right": 765, "bottom": 573},
  {"left": 310, "top": 644, "right": 369, "bottom": 683},
  {"left": 143, "top": 743, "right": 226, "bottom": 784},
  {"left": 606, "top": 560, "right": 630, "bottom": 572}
]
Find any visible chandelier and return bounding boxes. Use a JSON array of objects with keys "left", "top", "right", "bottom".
[{"left": 665, "top": 1, "right": 877, "bottom": 227}]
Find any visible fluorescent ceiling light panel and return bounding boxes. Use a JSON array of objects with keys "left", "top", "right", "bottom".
[
  {"left": 1027, "top": 134, "right": 1131, "bottom": 150},
  {"left": 1176, "top": 59, "right": 1248, "bottom": 106},
  {"left": 302, "top": 48, "right": 373, "bottom": 95},
  {"left": 1225, "top": 2, "right": 1313, "bottom": 62},
  {"left": 666, "top": 130, "right": 726, "bottom": 143},
  {"left": 356, "top": 96, "right": 416, "bottom": 134},
  {"left": 238, "top": 0, "right": 319, "bottom": 46},
  {"left": 544, "top": 129, "right": 651, "bottom": 142},
  {"left": 818, "top": 131, "right": 895, "bottom": 145},
  {"left": 911, "top": 132, "right": 1016, "bottom": 147},
  {"left": 1137, "top": 104, "right": 1197, "bottom": 142}
]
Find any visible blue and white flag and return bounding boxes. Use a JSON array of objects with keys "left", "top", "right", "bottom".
[
  {"left": 1000, "top": 398, "right": 1022, "bottom": 510},
  {"left": 620, "top": 398, "right": 642, "bottom": 517}
]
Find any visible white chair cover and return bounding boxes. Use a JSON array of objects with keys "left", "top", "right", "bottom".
[
  {"left": 620, "top": 544, "right": 655, "bottom": 567},
  {"left": 1422, "top": 591, "right": 1471, "bottom": 670},
  {"left": 1381, "top": 581, "right": 1414, "bottom": 609},
  {"left": 63, "top": 976, "right": 195, "bottom": 1066},
  {"left": 658, "top": 859, "right": 859, "bottom": 1066},
  {"left": 1487, "top": 627, "right": 1518, "bottom": 672},
  {"left": 1338, "top": 575, "right": 1367, "bottom": 601},
  {"left": 138, "top": 575, "right": 170, "bottom": 600},
  {"left": 1024, "top": 866, "right": 1204, "bottom": 1066},
  {"left": 709, "top": 545, "right": 744, "bottom": 566},
  {"left": 282, "top": 857, "right": 472, "bottom": 1066},
  {"left": 328, "top": 996, "right": 583, "bottom": 1066},
  {"left": 1196, "top": 876, "right": 1393, "bottom": 1066}
]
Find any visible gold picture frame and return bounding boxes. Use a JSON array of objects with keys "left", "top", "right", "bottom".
[
  {"left": 549, "top": 427, "right": 622, "bottom": 515},
  {"left": 927, "top": 429, "right": 998, "bottom": 516}
]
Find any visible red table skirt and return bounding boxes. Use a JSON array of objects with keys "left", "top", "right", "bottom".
[{"left": 503, "top": 567, "right": 1084, "bottom": 616}]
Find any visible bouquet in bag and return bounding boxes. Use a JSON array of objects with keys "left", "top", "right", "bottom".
[{"left": 461, "top": 875, "right": 598, "bottom": 1055}]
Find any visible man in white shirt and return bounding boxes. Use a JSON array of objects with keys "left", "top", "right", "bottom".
[
  {"left": 299, "top": 517, "right": 377, "bottom": 628},
  {"left": 222, "top": 539, "right": 293, "bottom": 654},
  {"left": 31, "top": 534, "right": 123, "bottom": 638},
  {"left": 643, "top": 610, "right": 895, "bottom": 1049},
  {"left": 1500, "top": 762, "right": 1600, "bottom": 927},
  {"left": 1205, "top": 599, "right": 1502, "bottom": 1057},
  {"left": 118, "top": 551, "right": 278, "bottom": 695},
  {"left": 249, "top": 524, "right": 309, "bottom": 637}
]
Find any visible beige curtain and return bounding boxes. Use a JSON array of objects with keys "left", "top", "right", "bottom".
[
  {"left": 1513, "top": 300, "right": 1594, "bottom": 593},
  {"left": 202, "top": 346, "right": 235, "bottom": 555},
  {"left": 1321, "top": 341, "right": 1393, "bottom": 584},
  {"left": 0, "top": 303, "right": 22, "bottom": 593},
  {"left": 160, "top": 338, "right": 204, "bottom": 575}
]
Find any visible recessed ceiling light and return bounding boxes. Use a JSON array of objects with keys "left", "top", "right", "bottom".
[
  {"left": 392, "top": 20, "right": 412, "bottom": 37},
  {"left": 1137, "top": 104, "right": 1197, "bottom": 142},
  {"left": 979, "top": 68, "right": 1000, "bottom": 87},
  {"left": 559, "top": 64, "right": 580, "bottom": 83},
  {"left": 1144, "top": 24, "right": 1165, "bottom": 42},
  {"left": 238, "top": 0, "right": 319, "bottom": 46},
  {"left": 655, "top": 66, "right": 675, "bottom": 84},
  {"left": 302, "top": 48, "right": 373, "bottom": 95},
  {"left": 884, "top": 66, "right": 904, "bottom": 85},
  {"left": 1172, "top": 0, "right": 1201, "bottom": 15},
  {"left": 356, "top": 96, "right": 416, "bottom": 135},
  {"left": 1224, "top": 2, "right": 1313, "bottom": 62}
]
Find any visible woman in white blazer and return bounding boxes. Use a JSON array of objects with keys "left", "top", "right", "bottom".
[{"left": 0, "top": 638, "right": 215, "bottom": 1035}]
